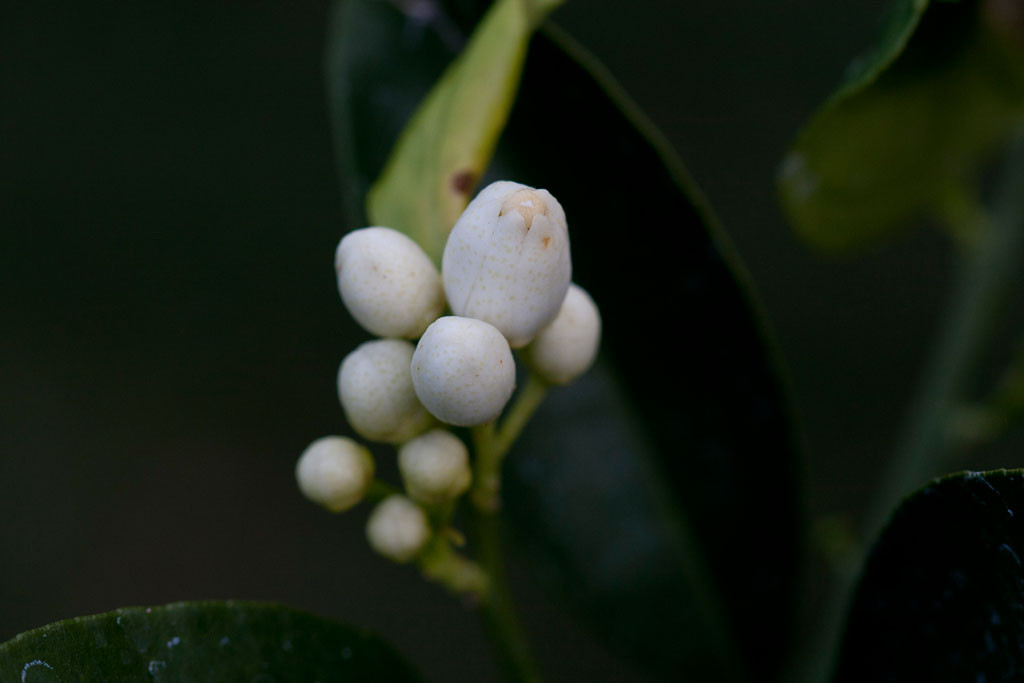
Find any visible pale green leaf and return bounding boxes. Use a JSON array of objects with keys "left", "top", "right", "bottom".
[{"left": 367, "top": 0, "right": 563, "bottom": 264}]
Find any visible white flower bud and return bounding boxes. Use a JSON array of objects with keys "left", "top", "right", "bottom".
[
  {"left": 365, "top": 495, "right": 430, "bottom": 563},
  {"left": 525, "top": 284, "right": 601, "bottom": 385},
  {"left": 338, "top": 339, "right": 434, "bottom": 444},
  {"left": 411, "top": 316, "right": 515, "bottom": 426},
  {"left": 295, "top": 436, "right": 375, "bottom": 512},
  {"left": 335, "top": 227, "right": 445, "bottom": 339},
  {"left": 398, "top": 429, "right": 472, "bottom": 503},
  {"left": 442, "top": 181, "right": 572, "bottom": 348}
]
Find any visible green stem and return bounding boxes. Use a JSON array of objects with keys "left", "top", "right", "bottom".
[
  {"left": 493, "top": 373, "right": 550, "bottom": 458},
  {"left": 365, "top": 479, "right": 401, "bottom": 503},
  {"left": 869, "top": 138, "right": 1024, "bottom": 553},
  {"left": 804, "top": 135, "right": 1024, "bottom": 683},
  {"left": 470, "top": 507, "right": 543, "bottom": 683},
  {"left": 471, "top": 373, "right": 549, "bottom": 510},
  {"left": 952, "top": 336, "right": 1024, "bottom": 446},
  {"left": 418, "top": 537, "right": 490, "bottom": 597},
  {"left": 463, "top": 373, "right": 549, "bottom": 682},
  {"left": 936, "top": 182, "right": 987, "bottom": 249}
]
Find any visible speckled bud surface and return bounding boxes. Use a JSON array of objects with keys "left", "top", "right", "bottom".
[
  {"left": 338, "top": 339, "right": 434, "bottom": 444},
  {"left": 365, "top": 495, "right": 430, "bottom": 563},
  {"left": 398, "top": 429, "right": 472, "bottom": 503},
  {"left": 442, "top": 181, "right": 571, "bottom": 348},
  {"left": 336, "top": 226, "right": 445, "bottom": 339},
  {"left": 295, "top": 436, "right": 375, "bottom": 512},
  {"left": 525, "top": 283, "right": 602, "bottom": 385},
  {"left": 411, "top": 316, "right": 515, "bottom": 426}
]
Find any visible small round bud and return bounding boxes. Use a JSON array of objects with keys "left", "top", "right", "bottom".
[
  {"left": 338, "top": 339, "right": 435, "bottom": 444},
  {"left": 365, "top": 495, "right": 431, "bottom": 563},
  {"left": 398, "top": 429, "right": 472, "bottom": 503},
  {"left": 525, "top": 284, "right": 601, "bottom": 385},
  {"left": 411, "top": 316, "right": 515, "bottom": 426},
  {"left": 335, "top": 227, "right": 445, "bottom": 339},
  {"left": 295, "top": 436, "right": 375, "bottom": 512},
  {"left": 442, "top": 181, "right": 571, "bottom": 347}
]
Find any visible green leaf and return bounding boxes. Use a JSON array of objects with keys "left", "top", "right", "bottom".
[
  {"left": 326, "top": 2, "right": 804, "bottom": 680},
  {"left": 778, "top": 0, "right": 1024, "bottom": 250},
  {"left": 334, "top": 0, "right": 562, "bottom": 264},
  {"left": 834, "top": 469, "right": 1024, "bottom": 682},
  {"left": 0, "top": 601, "right": 422, "bottom": 681}
]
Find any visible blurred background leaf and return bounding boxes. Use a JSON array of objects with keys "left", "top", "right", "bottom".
[
  {"left": 0, "top": 602, "right": 421, "bottom": 681},
  {"left": 834, "top": 469, "right": 1024, "bottom": 682},
  {"left": 778, "top": 0, "right": 1024, "bottom": 250},
  {"left": 327, "top": 2, "right": 806, "bottom": 679}
]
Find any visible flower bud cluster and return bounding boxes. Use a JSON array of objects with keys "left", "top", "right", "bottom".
[{"left": 296, "top": 181, "right": 600, "bottom": 568}]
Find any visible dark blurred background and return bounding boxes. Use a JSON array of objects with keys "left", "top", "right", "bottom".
[{"left": 5, "top": 1, "right": 1024, "bottom": 681}]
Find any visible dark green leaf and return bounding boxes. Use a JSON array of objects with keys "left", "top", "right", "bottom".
[
  {"left": 778, "top": 0, "right": 1024, "bottom": 250},
  {"left": 327, "top": 0, "right": 470, "bottom": 233},
  {"left": 0, "top": 601, "right": 421, "bottom": 682},
  {"left": 498, "top": 28, "right": 804, "bottom": 682},
  {"left": 835, "top": 469, "right": 1024, "bottom": 682},
  {"left": 326, "top": 3, "right": 804, "bottom": 680},
  {"left": 504, "top": 362, "right": 749, "bottom": 680}
]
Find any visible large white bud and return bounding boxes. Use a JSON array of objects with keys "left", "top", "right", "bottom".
[
  {"left": 398, "top": 429, "right": 472, "bottom": 503},
  {"left": 525, "top": 284, "right": 601, "bottom": 385},
  {"left": 442, "top": 181, "right": 571, "bottom": 348},
  {"left": 338, "top": 339, "right": 434, "bottom": 444},
  {"left": 411, "top": 316, "right": 515, "bottom": 426},
  {"left": 295, "top": 436, "right": 375, "bottom": 512},
  {"left": 335, "top": 227, "right": 445, "bottom": 339},
  {"left": 365, "top": 495, "right": 431, "bottom": 563}
]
